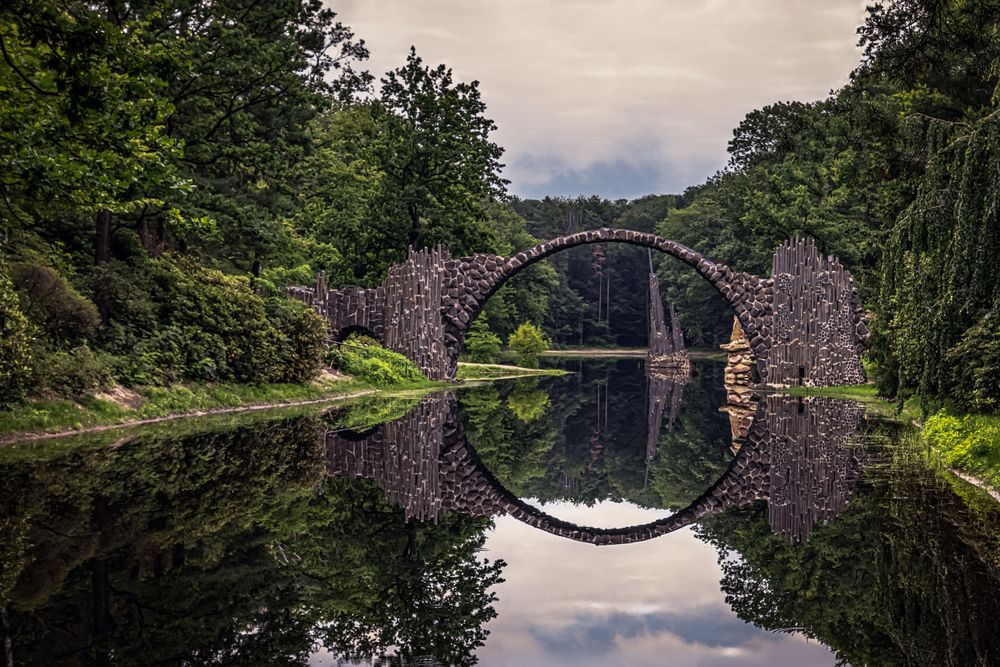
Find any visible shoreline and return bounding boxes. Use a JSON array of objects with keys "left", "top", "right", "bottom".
[
  {"left": 0, "top": 362, "right": 559, "bottom": 446},
  {"left": 949, "top": 468, "right": 1000, "bottom": 502}
]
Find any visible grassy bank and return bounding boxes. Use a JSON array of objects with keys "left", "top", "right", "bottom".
[
  {"left": 0, "top": 361, "right": 563, "bottom": 443},
  {"left": 924, "top": 412, "right": 1000, "bottom": 491},
  {"left": 457, "top": 362, "right": 568, "bottom": 381}
]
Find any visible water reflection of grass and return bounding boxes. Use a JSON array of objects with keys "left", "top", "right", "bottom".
[{"left": 782, "top": 384, "right": 921, "bottom": 421}]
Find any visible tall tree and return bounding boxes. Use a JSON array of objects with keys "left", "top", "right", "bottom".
[{"left": 377, "top": 47, "right": 507, "bottom": 251}]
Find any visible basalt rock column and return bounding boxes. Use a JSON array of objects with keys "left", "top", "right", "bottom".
[
  {"left": 646, "top": 255, "right": 691, "bottom": 375},
  {"left": 768, "top": 238, "right": 869, "bottom": 386}
]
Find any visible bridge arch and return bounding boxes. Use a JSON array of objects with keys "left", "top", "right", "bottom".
[
  {"left": 441, "top": 228, "right": 773, "bottom": 378},
  {"left": 292, "top": 228, "right": 868, "bottom": 386}
]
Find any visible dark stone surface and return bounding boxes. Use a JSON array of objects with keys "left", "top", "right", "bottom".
[{"left": 287, "top": 229, "right": 868, "bottom": 385}]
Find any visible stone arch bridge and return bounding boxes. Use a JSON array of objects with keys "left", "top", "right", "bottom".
[{"left": 288, "top": 229, "right": 869, "bottom": 386}]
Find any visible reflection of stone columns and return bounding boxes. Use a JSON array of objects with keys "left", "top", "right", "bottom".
[
  {"left": 326, "top": 394, "right": 451, "bottom": 521},
  {"left": 645, "top": 372, "right": 686, "bottom": 462},
  {"left": 765, "top": 395, "right": 866, "bottom": 540},
  {"left": 720, "top": 317, "right": 758, "bottom": 453},
  {"left": 325, "top": 391, "right": 865, "bottom": 544}
]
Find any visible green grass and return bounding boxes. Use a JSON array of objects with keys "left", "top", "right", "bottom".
[{"left": 923, "top": 411, "right": 1000, "bottom": 490}]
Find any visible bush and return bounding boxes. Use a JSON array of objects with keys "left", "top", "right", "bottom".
[
  {"left": 0, "top": 264, "right": 35, "bottom": 406},
  {"left": 330, "top": 335, "right": 427, "bottom": 387},
  {"left": 507, "top": 322, "right": 550, "bottom": 367},
  {"left": 266, "top": 298, "right": 328, "bottom": 384},
  {"left": 464, "top": 318, "right": 502, "bottom": 362},
  {"left": 33, "top": 346, "right": 114, "bottom": 398},
  {"left": 11, "top": 263, "right": 100, "bottom": 345}
]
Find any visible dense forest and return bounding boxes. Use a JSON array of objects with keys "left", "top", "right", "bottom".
[{"left": 1, "top": 0, "right": 998, "bottom": 414}]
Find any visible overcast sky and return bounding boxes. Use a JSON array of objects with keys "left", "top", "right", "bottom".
[{"left": 331, "top": 1, "right": 869, "bottom": 200}]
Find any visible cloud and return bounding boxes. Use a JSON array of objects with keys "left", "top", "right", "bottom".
[
  {"left": 471, "top": 500, "right": 838, "bottom": 666},
  {"left": 330, "top": 0, "right": 868, "bottom": 197},
  {"left": 529, "top": 608, "right": 761, "bottom": 655}
]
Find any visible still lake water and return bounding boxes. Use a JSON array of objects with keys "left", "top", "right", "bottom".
[{"left": 2, "top": 357, "right": 1000, "bottom": 666}]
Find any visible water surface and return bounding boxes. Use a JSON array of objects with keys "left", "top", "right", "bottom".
[{"left": 2, "top": 357, "right": 999, "bottom": 666}]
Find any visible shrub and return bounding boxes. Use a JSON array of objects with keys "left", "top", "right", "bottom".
[
  {"left": 11, "top": 263, "right": 100, "bottom": 345},
  {"left": 507, "top": 322, "right": 550, "bottom": 367},
  {"left": 33, "top": 346, "right": 114, "bottom": 398},
  {"left": 87, "top": 259, "right": 158, "bottom": 352},
  {"left": 464, "top": 318, "right": 502, "bottom": 362},
  {"left": 266, "top": 298, "right": 328, "bottom": 384},
  {"left": 0, "top": 264, "right": 35, "bottom": 406},
  {"left": 330, "top": 335, "right": 427, "bottom": 386}
]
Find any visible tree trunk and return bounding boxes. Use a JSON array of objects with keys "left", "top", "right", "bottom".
[
  {"left": 407, "top": 204, "right": 421, "bottom": 248},
  {"left": 137, "top": 218, "right": 165, "bottom": 256},
  {"left": 95, "top": 211, "right": 112, "bottom": 264}
]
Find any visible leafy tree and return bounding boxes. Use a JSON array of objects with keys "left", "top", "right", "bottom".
[
  {"left": 507, "top": 323, "right": 550, "bottom": 366},
  {"left": 377, "top": 47, "right": 507, "bottom": 251},
  {"left": 0, "top": 0, "right": 184, "bottom": 265},
  {"left": 464, "top": 318, "right": 503, "bottom": 362}
]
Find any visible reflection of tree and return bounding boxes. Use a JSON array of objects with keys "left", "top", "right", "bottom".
[
  {"left": 460, "top": 380, "right": 562, "bottom": 495},
  {"left": 506, "top": 378, "right": 550, "bottom": 423},
  {"left": 698, "top": 425, "right": 1000, "bottom": 666},
  {"left": 2, "top": 416, "right": 503, "bottom": 666}
]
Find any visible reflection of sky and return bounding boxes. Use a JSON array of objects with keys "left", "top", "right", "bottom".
[{"left": 477, "top": 500, "right": 836, "bottom": 667}]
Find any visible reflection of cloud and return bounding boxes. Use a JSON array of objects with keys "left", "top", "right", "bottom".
[
  {"left": 332, "top": 0, "right": 868, "bottom": 198},
  {"left": 476, "top": 500, "right": 835, "bottom": 666},
  {"left": 529, "top": 608, "right": 760, "bottom": 655}
]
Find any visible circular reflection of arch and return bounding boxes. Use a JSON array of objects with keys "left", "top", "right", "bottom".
[{"left": 325, "top": 393, "right": 866, "bottom": 544}]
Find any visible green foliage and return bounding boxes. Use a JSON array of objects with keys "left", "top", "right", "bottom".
[
  {"left": 506, "top": 384, "right": 550, "bottom": 423},
  {"left": 10, "top": 263, "right": 100, "bottom": 345},
  {"left": 32, "top": 346, "right": 113, "bottom": 399},
  {"left": 464, "top": 318, "right": 502, "bottom": 362},
  {"left": 0, "top": 263, "right": 35, "bottom": 406},
  {"left": 947, "top": 315, "right": 1000, "bottom": 411},
  {"left": 876, "top": 114, "right": 1000, "bottom": 404},
  {"left": 265, "top": 298, "right": 329, "bottom": 384},
  {"left": 330, "top": 334, "right": 428, "bottom": 387},
  {"left": 925, "top": 411, "right": 1000, "bottom": 487},
  {"left": 507, "top": 323, "right": 550, "bottom": 366}
]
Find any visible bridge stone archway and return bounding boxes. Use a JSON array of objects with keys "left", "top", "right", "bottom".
[{"left": 289, "top": 229, "right": 870, "bottom": 386}]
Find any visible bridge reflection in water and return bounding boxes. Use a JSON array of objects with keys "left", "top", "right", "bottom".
[{"left": 326, "top": 391, "right": 865, "bottom": 543}]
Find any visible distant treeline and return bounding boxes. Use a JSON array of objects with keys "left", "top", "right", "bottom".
[{"left": 1, "top": 0, "right": 998, "bottom": 413}]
